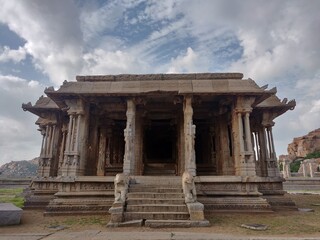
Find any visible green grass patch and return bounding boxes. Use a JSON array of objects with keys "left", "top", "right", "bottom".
[
  {"left": 53, "top": 216, "right": 107, "bottom": 227},
  {"left": 0, "top": 188, "right": 25, "bottom": 208}
]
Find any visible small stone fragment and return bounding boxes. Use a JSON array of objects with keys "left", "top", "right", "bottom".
[
  {"left": 47, "top": 225, "right": 67, "bottom": 230},
  {"left": 241, "top": 223, "right": 268, "bottom": 231},
  {"left": 298, "top": 208, "right": 315, "bottom": 212},
  {"left": 311, "top": 203, "right": 320, "bottom": 206}
]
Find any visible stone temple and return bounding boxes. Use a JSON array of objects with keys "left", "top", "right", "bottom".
[{"left": 22, "top": 73, "right": 296, "bottom": 225}]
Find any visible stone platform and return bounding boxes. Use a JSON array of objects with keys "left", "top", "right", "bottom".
[{"left": 0, "top": 203, "right": 23, "bottom": 225}]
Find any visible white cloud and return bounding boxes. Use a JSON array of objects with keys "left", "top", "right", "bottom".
[
  {"left": 80, "top": 1, "right": 125, "bottom": 43},
  {"left": 0, "top": 0, "right": 319, "bottom": 162},
  {"left": 82, "top": 48, "right": 149, "bottom": 74},
  {"left": 0, "top": 0, "right": 84, "bottom": 86},
  {"left": 0, "top": 46, "right": 27, "bottom": 63},
  {"left": 0, "top": 75, "right": 44, "bottom": 165},
  {"left": 167, "top": 47, "right": 204, "bottom": 73}
]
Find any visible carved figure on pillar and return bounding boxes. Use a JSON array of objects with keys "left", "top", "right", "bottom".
[
  {"left": 182, "top": 171, "right": 197, "bottom": 203},
  {"left": 114, "top": 173, "right": 129, "bottom": 204}
]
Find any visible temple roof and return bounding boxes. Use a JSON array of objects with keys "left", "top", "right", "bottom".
[
  {"left": 254, "top": 94, "right": 296, "bottom": 117},
  {"left": 22, "top": 73, "right": 295, "bottom": 119},
  {"left": 45, "top": 73, "right": 275, "bottom": 96},
  {"left": 75, "top": 73, "right": 244, "bottom": 82},
  {"left": 22, "top": 96, "right": 59, "bottom": 117}
]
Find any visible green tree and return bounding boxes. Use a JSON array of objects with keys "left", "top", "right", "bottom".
[
  {"left": 304, "top": 151, "right": 320, "bottom": 159},
  {"left": 290, "top": 160, "right": 302, "bottom": 173}
]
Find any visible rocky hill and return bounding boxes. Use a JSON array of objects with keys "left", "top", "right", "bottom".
[
  {"left": 287, "top": 128, "right": 320, "bottom": 160},
  {"left": 0, "top": 158, "right": 38, "bottom": 178}
]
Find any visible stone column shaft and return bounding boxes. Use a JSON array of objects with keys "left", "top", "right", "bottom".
[
  {"left": 97, "top": 128, "right": 107, "bottom": 176},
  {"left": 123, "top": 99, "right": 136, "bottom": 174},
  {"left": 183, "top": 96, "right": 196, "bottom": 176},
  {"left": 237, "top": 113, "right": 245, "bottom": 153},
  {"left": 244, "top": 112, "right": 253, "bottom": 152}
]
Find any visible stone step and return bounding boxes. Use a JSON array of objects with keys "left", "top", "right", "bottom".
[
  {"left": 126, "top": 204, "right": 188, "bottom": 212},
  {"left": 127, "top": 198, "right": 185, "bottom": 205},
  {"left": 129, "top": 184, "right": 182, "bottom": 188},
  {"left": 128, "top": 187, "right": 183, "bottom": 193},
  {"left": 145, "top": 219, "right": 210, "bottom": 228},
  {"left": 127, "top": 192, "right": 184, "bottom": 199},
  {"left": 125, "top": 212, "right": 189, "bottom": 221},
  {"left": 130, "top": 176, "right": 181, "bottom": 185}
]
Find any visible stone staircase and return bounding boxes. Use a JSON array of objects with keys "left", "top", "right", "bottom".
[
  {"left": 121, "top": 176, "right": 209, "bottom": 227},
  {"left": 125, "top": 176, "right": 188, "bottom": 223}
]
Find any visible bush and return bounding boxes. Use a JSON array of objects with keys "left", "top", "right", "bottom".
[
  {"left": 305, "top": 151, "right": 320, "bottom": 159},
  {"left": 290, "top": 160, "right": 302, "bottom": 173}
]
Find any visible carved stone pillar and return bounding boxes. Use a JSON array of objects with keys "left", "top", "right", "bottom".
[
  {"left": 262, "top": 111, "right": 280, "bottom": 177},
  {"left": 232, "top": 96, "right": 256, "bottom": 176},
  {"left": 283, "top": 160, "right": 291, "bottom": 178},
  {"left": 62, "top": 99, "right": 89, "bottom": 177},
  {"left": 57, "top": 124, "right": 68, "bottom": 176},
  {"left": 105, "top": 128, "right": 112, "bottom": 167},
  {"left": 308, "top": 160, "right": 315, "bottom": 178},
  {"left": 97, "top": 127, "right": 107, "bottom": 176},
  {"left": 123, "top": 99, "right": 136, "bottom": 174},
  {"left": 183, "top": 96, "right": 196, "bottom": 176},
  {"left": 302, "top": 161, "right": 307, "bottom": 177},
  {"left": 256, "top": 126, "right": 267, "bottom": 176},
  {"left": 36, "top": 114, "right": 60, "bottom": 177}
]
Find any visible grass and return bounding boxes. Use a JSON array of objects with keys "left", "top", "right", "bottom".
[
  {"left": 48, "top": 216, "right": 107, "bottom": 228},
  {"left": 0, "top": 188, "right": 25, "bottom": 208},
  {"left": 207, "top": 194, "right": 320, "bottom": 236}
]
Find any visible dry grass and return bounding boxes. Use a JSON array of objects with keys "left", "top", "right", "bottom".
[{"left": 205, "top": 194, "right": 320, "bottom": 236}]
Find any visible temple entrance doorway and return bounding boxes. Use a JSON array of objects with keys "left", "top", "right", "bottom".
[
  {"left": 143, "top": 119, "right": 177, "bottom": 175},
  {"left": 194, "top": 119, "right": 217, "bottom": 175}
]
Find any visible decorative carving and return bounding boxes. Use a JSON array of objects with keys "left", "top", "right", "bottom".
[
  {"left": 114, "top": 173, "right": 129, "bottom": 204},
  {"left": 182, "top": 171, "right": 197, "bottom": 203}
]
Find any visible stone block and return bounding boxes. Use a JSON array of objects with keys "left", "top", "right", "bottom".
[
  {"left": 0, "top": 203, "right": 23, "bottom": 226},
  {"left": 108, "top": 205, "right": 124, "bottom": 223},
  {"left": 187, "top": 202, "right": 205, "bottom": 221}
]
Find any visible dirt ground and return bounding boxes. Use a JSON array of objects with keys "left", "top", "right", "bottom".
[{"left": 1, "top": 193, "right": 320, "bottom": 237}]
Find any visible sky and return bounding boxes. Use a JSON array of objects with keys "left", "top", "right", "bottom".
[{"left": 0, "top": 0, "right": 319, "bottom": 166}]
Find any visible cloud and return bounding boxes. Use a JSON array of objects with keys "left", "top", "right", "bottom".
[
  {"left": 0, "top": 0, "right": 319, "bottom": 161},
  {"left": 167, "top": 47, "right": 205, "bottom": 73},
  {"left": 80, "top": 1, "right": 125, "bottom": 43},
  {"left": 0, "top": 75, "right": 44, "bottom": 165},
  {"left": 0, "top": 46, "right": 27, "bottom": 63},
  {"left": 0, "top": 0, "right": 84, "bottom": 86},
  {"left": 82, "top": 48, "right": 149, "bottom": 74}
]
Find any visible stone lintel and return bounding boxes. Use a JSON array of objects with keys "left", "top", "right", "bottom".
[{"left": 76, "top": 73, "right": 244, "bottom": 82}]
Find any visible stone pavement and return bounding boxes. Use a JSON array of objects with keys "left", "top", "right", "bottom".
[{"left": 1, "top": 231, "right": 320, "bottom": 240}]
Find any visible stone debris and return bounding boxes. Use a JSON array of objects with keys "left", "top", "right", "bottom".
[
  {"left": 298, "top": 208, "right": 315, "bottom": 212},
  {"left": 47, "top": 225, "right": 67, "bottom": 230},
  {"left": 311, "top": 203, "right": 320, "bottom": 206},
  {"left": 240, "top": 223, "right": 268, "bottom": 231}
]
